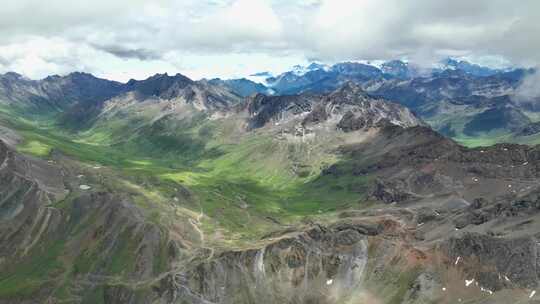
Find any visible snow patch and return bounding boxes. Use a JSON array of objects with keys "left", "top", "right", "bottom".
[{"left": 480, "top": 286, "right": 493, "bottom": 295}]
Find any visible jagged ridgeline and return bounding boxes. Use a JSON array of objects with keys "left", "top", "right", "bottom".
[
  {"left": 221, "top": 61, "right": 540, "bottom": 147},
  {"left": 1, "top": 71, "right": 540, "bottom": 304}
]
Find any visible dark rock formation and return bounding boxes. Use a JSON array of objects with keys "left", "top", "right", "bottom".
[
  {"left": 444, "top": 233, "right": 539, "bottom": 290},
  {"left": 517, "top": 121, "right": 540, "bottom": 136},
  {"left": 244, "top": 83, "right": 421, "bottom": 131},
  {"left": 370, "top": 179, "right": 413, "bottom": 203}
]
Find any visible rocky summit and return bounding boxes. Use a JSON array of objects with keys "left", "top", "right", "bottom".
[{"left": 1, "top": 59, "right": 540, "bottom": 304}]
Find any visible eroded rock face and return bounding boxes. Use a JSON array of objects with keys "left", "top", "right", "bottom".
[
  {"left": 242, "top": 83, "right": 422, "bottom": 132},
  {"left": 370, "top": 179, "right": 413, "bottom": 203},
  {"left": 452, "top": 192, "right": 540, "bottom": 230},
  {"left": 0, "top": 140, "right": 66, "bottom": 258},
  {"left": 443, "top": 233, "right": 539, "bottom": 290},
  {"left": 0, "top": 140, "right": 174, "bottom": 304},
  {"left": 329, "top": 125, "right": 540, "bottom": 208},
  {"left": 244, "top": 93, "right": 313, "bottom": 130},
  {"left": 158, "top": 225, "right": 370, "bottom": 304}
]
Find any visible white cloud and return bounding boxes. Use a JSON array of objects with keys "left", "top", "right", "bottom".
[
  {"left": 0, "top": 0, "right": 539, "bottom": 81},
  {"left": 301, "top": 0, "right": 402, "bottom": 59},
  {"left": 206, "top": 0, "right": 282, "bottom": 39},
  {"left": 515, "top": 68, "right": 540, "bottom": 101},
  {"left": 295, "top": 0, "right": 540, "bottom": 65},
  {"left": 0, "top": 37, "right": 98, "bottom": 78}
]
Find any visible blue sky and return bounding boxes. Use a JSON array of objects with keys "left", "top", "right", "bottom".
[{"left": 0, "top": 0, "right": 538, "bottom": 82}]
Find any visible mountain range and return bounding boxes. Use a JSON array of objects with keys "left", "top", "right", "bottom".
[
  {"left": 1, "top": 59, "right": 540, "bottom": 303},
  {"left": 213, "top": 59, "right": 538, "bottom": 146}
]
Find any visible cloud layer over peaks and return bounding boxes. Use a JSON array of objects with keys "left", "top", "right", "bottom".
[{"left": 0, "top": 0, "right": 538, "bottom": 81}]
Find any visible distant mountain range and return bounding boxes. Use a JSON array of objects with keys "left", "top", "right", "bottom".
[
  {"left": 206, "top": 59, "right": 537, "bottom": 145},
  {"left": 2, "top": 58, "right": 538, "bottom": 146},
  {"left": 0, "top": 69, "right": 424, "bottom": 164},
  {"left": 212, "top": 58, "right": 521, "bottom": 97}
]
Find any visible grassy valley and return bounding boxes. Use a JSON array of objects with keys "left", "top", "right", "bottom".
[{"left": 0, "top": 102, "right": 366, "bottom": 246}]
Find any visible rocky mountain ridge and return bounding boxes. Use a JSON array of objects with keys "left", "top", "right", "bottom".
[
  {"left": 242, "top": 82, "right": 422, "bottom": 133},
  {"left": 211, "top": 60, "right": 537, "bottom": 143},
  {"left": 0, "top": 71, "right": 242, "bottom": 114}
]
